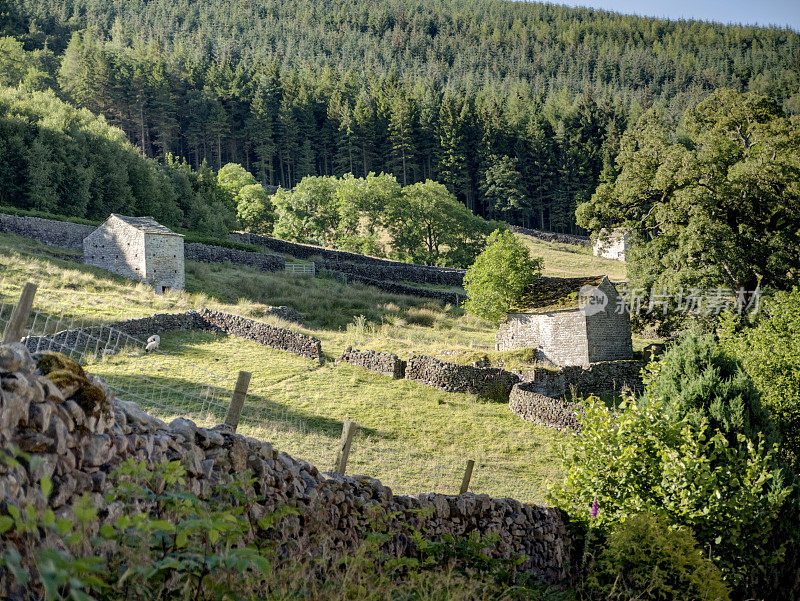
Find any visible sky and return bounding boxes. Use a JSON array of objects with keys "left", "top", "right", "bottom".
[{"left": 549, "top": 0, "right": 800, "bottom": 30}]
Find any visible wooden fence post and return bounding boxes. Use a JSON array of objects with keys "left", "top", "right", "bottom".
[
  {"left": 332, "top": 420, "right": 357, "bottom": 475},
  {"left": 3, "top": 282, "right": 37, "bottom": 344},
  {"left": 459, "top": 459, "right": 475, "bottom": 495},
  {"left": 224, "top": 371, "right": 252, "bottom": 432}
]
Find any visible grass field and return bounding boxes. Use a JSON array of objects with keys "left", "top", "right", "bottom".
[
  {"left": 0, "top": 231, "right": 633, "bottom": 503},
  {"left": 516, "top": 234, "right": 628, "bottom": 282}
]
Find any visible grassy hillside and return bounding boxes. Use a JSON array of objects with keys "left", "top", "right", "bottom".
[
  {"left": 0, "top": 233, "right": 575, "bottom": 501},
  {"left": 516, "top": 233, "right": 628, "bottom": 282}
]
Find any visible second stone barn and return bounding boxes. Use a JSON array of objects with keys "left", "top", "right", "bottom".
[
  {"left": 495, "top": 276, "right": 633, "bottom": 367},
  {"left": 83, "top": 214, "right": 185, "bottom": 293}
]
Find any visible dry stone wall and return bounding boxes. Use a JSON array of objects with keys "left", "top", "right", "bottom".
[
  {"left": 509, "top": 384, "right": 584, "bottom": 432},
  {"left": 232, "top": 232, "right": 466, "bottom": 287},
  {"left": 515, "top": 360, "right": 643, "bottom": 399},
  {"left": 0, "top": 343, "right": 572, "bottom": 598},
  {"left": 508, "top": 361, "right": 643, "bottom": 432},
  {"left": 44, "top": 310, "right": 323, "bottom": 363},
  {"left": 196, "top": 309, "right": 324, "bottom": 364},
  {"left": 405, "top": 355, "right": 520, "bottom": 398},
  {"left": 507, "top": 225, "right": 590, "bottom": 247},
  {"left": 185, "top": 242, "right": 284, "bottom": 272},
  {"left": 339, "top": 347, "right": 406, "bottom": 379},
  {"left": 0, "top": 213, "right": 95, "bottom": 249},
  {"left": 338, "top": 272, "right": 464, "bottom": 304},
  {"left": 0, "top": 212, "right": 285, "bottom": 275}
]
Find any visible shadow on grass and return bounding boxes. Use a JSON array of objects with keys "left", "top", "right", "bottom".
[{"left": 101, "top": 369, "right": 379, "bottom": 439}]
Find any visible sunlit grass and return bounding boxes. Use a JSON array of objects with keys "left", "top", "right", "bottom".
[
  {"left": 85, "top": 330, "right": 569, "bottom": 503},
  {"left": 516, "top": 233, "right": 628, "bottom": 282}
]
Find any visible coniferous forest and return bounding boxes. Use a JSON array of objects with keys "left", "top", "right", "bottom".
[{"left": 1, "top": 0, "right": 798, "bottom": 233}]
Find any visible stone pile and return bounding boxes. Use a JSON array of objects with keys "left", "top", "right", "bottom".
[
  {"left": 0, "top": 343, "right": 571, "bottom": 599},
  {"left": 405, "top": 355, "right": 520, "bottom": 399},
  {"left": 508, "top": 383, "right": 585, "bottom": 432},
  {"left": 339, "top": 347, "right": 406, "bottom": 379}
]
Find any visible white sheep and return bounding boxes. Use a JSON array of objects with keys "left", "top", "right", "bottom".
[{"left": 145, "top": 334, "right": 160, "bottom": 353}]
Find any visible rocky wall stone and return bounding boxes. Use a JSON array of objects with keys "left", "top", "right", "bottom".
[
  {"left": 195, "top": 309, "right": 324, "bottom": 364},
  {"left": 507, "top": 225, "right": 590, "bottom": 247},
  {"left": 339, "top": 347, "right": 406, "bottom": 379},
  {"left": 0, "top": 343, "right": 572, "bottom": 599},
  {"left": 232, "top": 232, "right": 466, "bottom": 287},
  {"left": 336, "top": 271, "right": 464, "bottom": 304},
  {"left": 514, "top": 360, "right": 643, "bottom": 398},
  {"left": 185, "top": 242, "right": 285, "bottom": 272},
  {"left": 509, "top": 383, "right": 584, "bottom": 432},
  {"left": 0, "top": 213, "right": 95, "bottom": 250},
  {"left": 405, "top": 355, "right": 520, "bottom": 399}
]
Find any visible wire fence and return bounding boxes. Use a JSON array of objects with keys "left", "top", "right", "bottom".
[{"left": 0, "top": 290, "right": 544, "bottom": 501}]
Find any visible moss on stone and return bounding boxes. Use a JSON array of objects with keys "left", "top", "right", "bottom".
[
  {"left": 36, "top": 352, "right": 86, "bottom": 379},
  {"left": 44, "top": 369, "right": 88, "bottom": 398},
  {"left": 74, "top": 383, "right": 109, "bottom": 417}
]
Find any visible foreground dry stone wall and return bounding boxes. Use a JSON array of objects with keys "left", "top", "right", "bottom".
[{"left": 0, "top": 343, "right": 572, "bottom": 598}]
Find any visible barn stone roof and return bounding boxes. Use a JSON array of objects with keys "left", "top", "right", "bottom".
[
  {"left": 510, "top": 275, "right": 608, "bottom": 314},
  {"left": 110, "top": 214, "right": 183, "bottom": 237}
]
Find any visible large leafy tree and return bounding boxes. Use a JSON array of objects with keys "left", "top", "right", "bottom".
[
  {"left": 463, "top": 229, "right": 542, "bottom": 325},
  {"left": 577, "top": 90, "right": 800, "bottom": 296},
  {"left": 385, "top": 179, "right": 491, "bottom": 266}
]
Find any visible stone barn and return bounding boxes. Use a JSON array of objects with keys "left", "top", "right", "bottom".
[
  {"left": 495, "top": 276, "right": 632, "bottom": 367},
  {"left": 83, "top": 214, "right": 185, "bottom": 293},
  {"left": 592, "top": 228, "right": 629, "bottom": 262}
]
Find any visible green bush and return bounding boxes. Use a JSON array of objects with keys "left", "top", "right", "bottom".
[
  {"left": 552, "top": 396, "right": 788, "bottom": 593},
  {"left": 640, "top": 331, "right": 777, "bottom": 446},
  {"left": 720, "top": 289, "right": 800, "bottom": 463},
  {"left": 583, "top": 512, "right": 730, "bottom": 601},
  {"left": 463, "top": 229, "right": 543, "bottom": 325}
]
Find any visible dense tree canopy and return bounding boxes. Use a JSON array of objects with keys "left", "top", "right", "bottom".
[
  {"left": 272, "top": 173, "right": 495, "bottom": 267},
  {"left": 1, "top": 0, "right": 797, "bottom": 232},
  {"left": 0, "top": 85, "right": 235, "bottom": 236},
  {"left": 577, "top": 90, "right": 800, "bottom": 298}
]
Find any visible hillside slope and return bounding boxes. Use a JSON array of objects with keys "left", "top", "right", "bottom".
[
  {"left": 0, "top": 233, "right": 570, "bottom": 501},
  {"left": 5, "top": 0, "right": 797, "bottom": 230}
]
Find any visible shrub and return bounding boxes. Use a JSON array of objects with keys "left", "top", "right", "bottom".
[
  {"left": 640, "top": 330, "right": 777, "bottom": 446},
  {"left": 583, "top": 512, "right": 730, "bottom": 601},
  {"left": 551, "top": 395, "right": 789, "bottom": 594},
  {"left": 720, "top": 288, "right": 800, "bottom": 463},
  {"left": 463, "top": 229, "right": 542, "bottom": 325}
]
